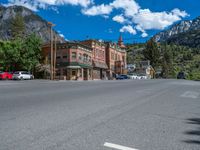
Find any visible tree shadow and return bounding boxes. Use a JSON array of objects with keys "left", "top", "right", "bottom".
[{"left": 182, "top": 118, "right": 200, "bottom": 145}]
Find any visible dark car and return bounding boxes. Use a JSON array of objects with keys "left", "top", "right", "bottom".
[
  {"left": 116, "top": 74, "right": 129, "bottom": 80},
  {"left": 177, "top": 71, "right": 186, "bottom": 79}
]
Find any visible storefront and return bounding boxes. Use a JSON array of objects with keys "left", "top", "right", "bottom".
[
  {"left": 66, "top": 66, "right": 92, "bottom": 80},
  {"left": 92, "top": 61, "right": 108, "bottom": 80}
]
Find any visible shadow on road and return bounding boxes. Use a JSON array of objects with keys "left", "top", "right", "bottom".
[{"left": 182, "top": 118, "right": 200, "bottom": 145}]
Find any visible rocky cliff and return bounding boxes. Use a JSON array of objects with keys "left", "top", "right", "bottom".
[
  {"left": 154, "top": 16, "right": 200, "bottom": 48},
  {"left": 0, "top": 5, "right": 65, "bottom": 43}
]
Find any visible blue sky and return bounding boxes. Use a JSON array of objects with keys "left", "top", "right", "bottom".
[{"left": 1, "top": 0, "right": 199, "bottom": 43}]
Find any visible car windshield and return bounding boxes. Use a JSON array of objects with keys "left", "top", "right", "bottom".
[
  {"left": 178, "top": 72, "right": 184, "bottom": 76},
  {"left": 14, "top": 71, "right": 20, "bottom": 74}
]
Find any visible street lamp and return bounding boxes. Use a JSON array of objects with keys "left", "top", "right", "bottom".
[{"left": 48, "top": 22, "right": 55, "bottom": 80}]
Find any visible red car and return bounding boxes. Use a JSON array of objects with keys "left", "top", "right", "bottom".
[{"left": 0, "top": 71, "right": 13, "bottom": 80}]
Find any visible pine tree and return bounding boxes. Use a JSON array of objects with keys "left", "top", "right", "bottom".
[
  {"left": 161, "top": 44, "right": 173, "bottom": 78},
  {"left": 10, "top": 13, "right": 25, "bottom": 40},
  {"left": 143, "top": 38, "right": 160, "bottom": 69}
]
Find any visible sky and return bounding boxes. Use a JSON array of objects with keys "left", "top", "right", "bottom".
[{"left": 1, "top": 0, "right": 199, "bottom": 43}]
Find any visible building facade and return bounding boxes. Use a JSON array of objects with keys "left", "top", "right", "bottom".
[
  {"left": 42, "top": 42, "right": 93, "bottom": 80},
  {"left": 80, "top": 40, "right": 108, "bottom": 80},
  {"left": 105, "top": 35, "right": 127, "bottom": 79},
  {"left": 42, "top": 35, "right": 127, "bottom": 80}
]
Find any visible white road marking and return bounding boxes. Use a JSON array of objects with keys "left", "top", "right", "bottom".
[
  {"left": 181, "top": 91, "right": 199, "bottom": 99},
  {"left": 104, "top": 142, "right": 139, "bottom": 150}
]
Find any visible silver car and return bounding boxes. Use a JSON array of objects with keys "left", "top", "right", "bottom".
[
  {"left": 12, "top": 71, "right": 34, "bottom": 80},
  {"left": 127, "top": 73, "right": 138, "bottom": 79}
]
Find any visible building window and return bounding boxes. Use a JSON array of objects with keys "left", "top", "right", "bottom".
[
  {"left": 83, "top": 54, "right": 88, "bottom": 62},
  {"left": 115, "top": 54, "right": 117, "bottom": 60},
  {"left": 111, "top": 65, "right": 115, "bottom": 71},
  {"left": 79, "top": 69, "right": 82, "bottom": 77},
  {"left": 56, "top": 56, "right": 61, "bottom": 59},
  {"left": 72, "top": 70, "right": 76, "bottom": 76},
  {"left": 56, "top": 69, "right": 61, "bottom": 76},
  {"left": 64, "top": 69, "right": 67, "bottom": 76},
  {"left": 72, "top": 52, "right": 76, "bottom": 60},
  {"left": 86, "top": 55, "right": 89, "bottom": 62},
  {"left": 122, "top": 56, "right": 125, "bottom": 62},
  {"left": 111, "top": 52, "right": 114, "bottom": 60},
  {"left": 63, "top": 55, "right": 67, "bottom": 59},
  {"left": 79, "top": 53, "right": 82, "bottom": 61},
  {"left": 96, "top": 49, "right": 98, "bottom": 57},
  {"left": 89, "top": 69, "right": 91, "bottom": 77},
  {"left": 118, "top": 55, "right": 120, "bottom": 61}
]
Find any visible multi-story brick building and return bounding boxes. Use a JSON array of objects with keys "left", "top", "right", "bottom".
[
  {"left": 80, "top": 40, "right": 108, "bottom": 80},
  {"left": 42, "top": 42, "right": 93, "bottom": 80},
  {"left": 42, "top": 35, "right": 127, "bottom": 80},
  {"left": 105, "top": 35, "right": 127, "bottom": 79}
]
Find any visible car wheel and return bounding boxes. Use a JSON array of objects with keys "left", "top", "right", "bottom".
[{"left": 20, "top": 77, "right": 23, "bottom": 80}]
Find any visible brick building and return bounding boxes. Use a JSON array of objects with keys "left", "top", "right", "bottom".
[
  {"left": 42, "top": 35, "right": 127, "bottom": 80},
  {"left": 105, "top": 35, "right": 127, "bottom": 79},
  {"left": 42, "top": 42, "right": 93, "bottom": 80},
  {"left": 80, "top": 40, "right": 108, "bottom": 80}
]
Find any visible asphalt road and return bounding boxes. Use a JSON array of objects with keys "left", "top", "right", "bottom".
[{"left": 0, "top": 79, "right": 200, "bottom": 150}]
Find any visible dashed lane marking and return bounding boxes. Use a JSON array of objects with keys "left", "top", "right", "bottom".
[
  {"left": 104, "top": 142, "right": 139, "bottom": 150},
  {"left": 181, "top": 91, "right": 199, "bottom": 99}
]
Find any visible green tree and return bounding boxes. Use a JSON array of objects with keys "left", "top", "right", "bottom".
[
  {"left": 143, "top": 39, "right": 160, "bottom": 69},
  {"left": 0, "top": 40, "right": 21, "bottom": 71},
  {"left": 20, "top": 34, "right": 42, "bottom": 72},
  {"left": 0, "top": 34, "right": 42, "bottom": 73},
  {"left": 10, "top": 13, "right": 25, "bottom": 40},
  {"left": 161, "top": 44, "right": 173, "bottom": 78}
]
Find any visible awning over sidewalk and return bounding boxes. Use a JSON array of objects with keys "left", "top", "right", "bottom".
[
  {"left": 67, "top": 66, "right": 81, "bottom": 69},
  {"left": 93, "top": 61, "right": 108, "bottom": 69}
]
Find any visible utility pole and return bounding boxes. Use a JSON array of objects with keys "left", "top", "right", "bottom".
[
  {"left": 48, "top": 22, "right": 55, "bottom": 80},
  {"left": 53, "top": 35, "right": 57, "bottom": 80}
]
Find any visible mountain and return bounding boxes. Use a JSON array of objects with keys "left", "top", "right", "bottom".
[
  {"left": 154, "top": 16, "right": 200, "bottom": 48},
  {"left": 0, "top": 5, "right": 65, "bottom": 43}
]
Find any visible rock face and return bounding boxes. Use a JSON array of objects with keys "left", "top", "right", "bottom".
[
  {"left": 0, "top": 5, "right": 65, "bottom": 43},
  {"left": 154, "top": 16, "right": 200, "bottom": 48}
]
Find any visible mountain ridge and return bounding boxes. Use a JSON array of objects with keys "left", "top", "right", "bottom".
[
  {"left": 154, "top": 16, "right": 200, "bottom": 48},
  {"left": 0, "top": 5, "right": 65, "bottom": 43}
]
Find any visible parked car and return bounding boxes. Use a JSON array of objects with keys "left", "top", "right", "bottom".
[
  {"left": 12, "top": 71, "right": 34, "bottom": 80},
  {"left": 137, "top": 73, "right": 148, "bottom": 79},
  {"left": 177, "top": 71, "right": 186, "bottom": 79},
  {"left": 0, "top": 71, "right": 13, "bottom": 80},
  {"left": 116, "top": 74, "right": 129, "bottom": 80},
  {"left": 127, "top": 73, "right": 138, "bottom": 79}
]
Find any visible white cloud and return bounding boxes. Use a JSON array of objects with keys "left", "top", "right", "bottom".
[
  {"left": 81, "top": 0, "right": 189, "bottom": 38},
  {"left": 112, "top": 15, "right": 126, "bottom": 24},
  {"left": 4, "top": 0, "right": 93, "bottom": 11},
  {"left": 59, "top": 33, "right": 65, "bottom": 38},
  {"left": 135, "top": 25, "right": 145, "bottom": 32},
  {"left": 111, "top": 0, "right": 140, "bottom": 17},
  {"left": 120, "top": 25, "right": 136, "bottom": 35},
  {"left": 51, "top": 6, "right": 59, "bottom": 14},
  {"left": 56, "top": 0, "right": 93, "bottom": 8},
  {"left": 82, "top": 4, "right": 113, "bottom": 16},
  {"left": 141, "top": 32, "right": 148, "bottom": 38},
  {"left": 133, "top": 8, "right": 188, "bottom": 30},
  {"left": 4, "top": 0, "right": 38, "bottom": 11},
  {"left": 172, "top": 8, "right": 189, "bottom": 17},
  {"left": 4, "top": 0, "right": 189, "bottom": 38}
]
